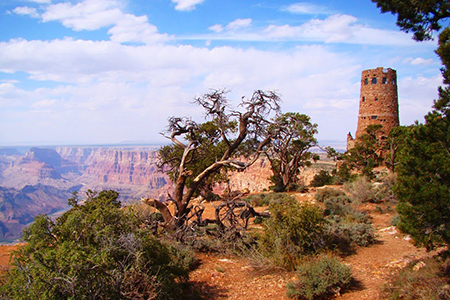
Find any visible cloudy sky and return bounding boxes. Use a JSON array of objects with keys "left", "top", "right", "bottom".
[{"left": 0, "top": 0, "right": 442, "bottom": 147}]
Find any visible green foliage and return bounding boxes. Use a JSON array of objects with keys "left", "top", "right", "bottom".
[
  {"left": 373, "top": 0, "right": 450, "bottom": 254},
  {"left": 242, "top": 192, "right": 293, "bottom": 207},
  {"left": 382, "top": 256, "right": 450, "bottom": 300},
  {"left": 394, "top": 120, "right": 450, "bottom": 250},
  {"left": 310, "top": 170, "right": 333, "bottom": 187},
  {"left": 372, "top": 0, "right": 450, "bottom": 41},
  {"left": 342, "top": 125, "right": 385, "bottom": 178},
  {"left": 314, "top": 187, "right": 346, "bottom": 203},
  {"left": 331, "top": 163, "right": 355, "bottom": 184},
  {"left": 0, "top": 190, "right": 192, "bottom": 300},
  {"left": 159, "top": 120, "right": 232, "bottom": 194},
  {"left": 267, "top": 112, "right": 318, "bottom": 192},
  {"left": 258, "top": 198, "right": 327, "bottom": 269},
  {"left": 344, "top": 176, "right": 378, "bottom": 204},
  {"left": 392, "top": 27, "right": 450, "bottom": 251},
  {"left": 324, "top": 194, "right": 375, "bottom": 252},
  {"left": 287, "top": 255, "right": 352, "bottom": 300}
]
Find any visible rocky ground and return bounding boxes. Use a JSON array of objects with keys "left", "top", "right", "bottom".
[{"left": 0, "top": 197, "right": 433, "bottom": 299}]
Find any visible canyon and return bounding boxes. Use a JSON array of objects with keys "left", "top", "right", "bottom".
[
  {"left": 0, "top": 146, "right": 173, "bottom": 242},
  {"left": 0, "top": 145, "right": 331, "bottom": 242}
]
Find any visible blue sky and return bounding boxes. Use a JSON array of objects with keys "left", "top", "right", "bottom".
[{"left": 0, "top": 0, "right": 442, "bottom": 147}]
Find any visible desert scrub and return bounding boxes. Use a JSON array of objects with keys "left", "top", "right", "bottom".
[
  {"left": 310, "top": 170, "right": 333, "bottom": 187},
  {"left": 382, "top": 256, "right": 450, "bottom": 300},
  {"left": 0, "top": 190, "right": 193, "bottom": 300},
  {"left": 344, "top": 176, "right": 377, "bottom": 204},
  {"left": 242, "top": 192, "right": 293, "bottom": 207},
  {"left": 314, "top": 187, "right": 346, "bottom": 203},
  {"left": 258, "top": 198, "right": 327, "bottom": 270},
  {"left": 322, "top": 192, "right": 375, "bottom": 252},
  {"left": 287, "top": 255, "right": 352, "bottom": 300}
]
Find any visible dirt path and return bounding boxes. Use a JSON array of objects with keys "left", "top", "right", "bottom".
[
  {"left": 188, "top": 203, "right": 431, "bottom": 300},
  {"left": 340, "top": 213, "right": 429, "bottom": 299},
  {"left": 189, "top": 253, "right": 293, "bottom": 300}
]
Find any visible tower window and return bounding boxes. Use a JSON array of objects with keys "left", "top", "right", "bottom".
[
  {"left": 364, "top": 78, "right": 368, "bottom": 85},
  {"left": 375, "top": 97, "right": 378, "bottom": 101},
  {"left": 382, "top": 77, "right": 387, "bottom": 84},
  {"left": 362, "top": 96, "right": 365, "bottom": 102},
  {"left": 372, "top": 77, "right": 377, "bottom": 84},
  {"left": 371, "top": 115, "right": 377, "bottom": 120},
  {"left": 392, "top": 79, "right": 396, "bottom": 84}
]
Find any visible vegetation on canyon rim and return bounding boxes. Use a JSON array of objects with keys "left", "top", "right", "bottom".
[{"left": 2, "top": 0, "right": 450, "bottom": 299}]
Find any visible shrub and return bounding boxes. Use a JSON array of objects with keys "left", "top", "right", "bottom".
[
  {"left": 374, "top": 172, "right": 398, "bottom": 203},
  {"left": 326, "top": 220, "right": 375, "bottom": 249},
  {"left": 287, "top": 255, "right": 352, "bottom": 300},
  {"left": 0, "top": 190, "right": 192, "bottom": 300},
  {"left": 258, "top": 198, "right": 327, "bottom": 269},
  {"left": 321, "top": 191, "right": 375, "bottom": 252},
  {"left": 310, "top": 170, "right": 333, "bottom": 187},
  {"left": 323, "top": 195, "right": 353, "bottom": 216},
  {"left": 315, "top": 187, "right": 346, "bottom": 203},
  {"left": 242, "top": 192, "right": 292, "bottom": 207},
  {"left": 344, "top": 176, "right": 377, "bottom": 204}
]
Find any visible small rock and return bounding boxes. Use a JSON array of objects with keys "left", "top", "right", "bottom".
[{"left": 413, "top": 261, "right": 426, "bottom": 271}]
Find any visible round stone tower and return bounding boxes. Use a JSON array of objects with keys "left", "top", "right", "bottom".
[{"left": 348, "top": 67, "right": 399, "bottom": 149}]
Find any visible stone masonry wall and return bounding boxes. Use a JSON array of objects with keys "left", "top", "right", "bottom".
[{"left": 354, "top": 67, "right": 399, "bottom": 141}]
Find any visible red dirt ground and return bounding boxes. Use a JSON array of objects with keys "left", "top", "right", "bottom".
[{"left": 0, "top": 201, "right": 433, "bottom": 299}]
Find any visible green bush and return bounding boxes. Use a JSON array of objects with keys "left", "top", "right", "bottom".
[
  {"left": 258, "top": 198, "right": 327, "bottom": 269},
  {"left": 315, "top": 187, "right": 346, "bottom": 203},
  {"left": 287, "top": 255, "right": 352, "bottom": 300},
  {"left": 0, "top": 190, "right": 192, "bottom": 300},
  {"left": 326, "top": 219, "right": 375, "bottom": 249},
  {"left": 344, "top": 176, "right": 377, "bottom": 204},
  {"left": 323, "top": 195, "right": 353, "bottom": 216},
  {"left": 310, "top": 170, "right": 333, "bottom": 187},
  {"left": 242, "top": 192, "right": 292, "bottom": 207},
  {"left": 321, "top": 191, "right": 375, "bottom": 252}
]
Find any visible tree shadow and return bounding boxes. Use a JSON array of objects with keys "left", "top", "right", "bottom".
[
  {"left": 343, "top": 277, "right": 365, "bottom": 294},
  {"left": 183, "top": 280, "right": 229, "bottom": 300}
]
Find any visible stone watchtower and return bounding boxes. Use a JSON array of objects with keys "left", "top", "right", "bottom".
[{"left": 347, "top": 67, "right": 399, "bottom": 149}]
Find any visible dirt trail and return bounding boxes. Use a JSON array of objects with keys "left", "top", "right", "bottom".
[{"left": 189, "top": 202, "right": 431, "bottom": 300}]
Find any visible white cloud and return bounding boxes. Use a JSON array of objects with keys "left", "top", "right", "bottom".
[
  {"left": 209, "top": 19, "right": 252, "bottom": 33},
  {"left": 32, "top": 99, "right": 57, "bottom": 108},
  {"left": 42, "top": 0, "right": 121, "bottom": 30},
  {"left": 0, "top": 37, "right": 367, "bottom": 144},
  {"left": 398, "top": 75, "right": 441, "bottom": 125},
  {"left": 13, "top": 7, "right": 40, "bottom": 18},
  {"left": 208, "top": 24, "right": 223, "bottom": 33},
  {"left": 171, "top": 0, "right": 205, "bottom": 11},
  {"left": 190, "top": 14, "right": 420, "bottom": 46},
  {"left": 281, "top": 2, "right": 332, "bottom": 15},
  {"left": 39, "top": 0, "right": 170, "bottom": 44},
  {"left": 263, "top": 14, "right": 413, "bottom": 45},
  {"left": 403, "top": 57, "right": 435, "bottom": 65},
  {"left": 226, "top": 18, "right": 252, "bottom": 31}
]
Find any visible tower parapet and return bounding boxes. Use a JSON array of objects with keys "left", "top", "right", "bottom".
[{"left": 347, "top": 67, "right": 399, "bottom": 150}]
